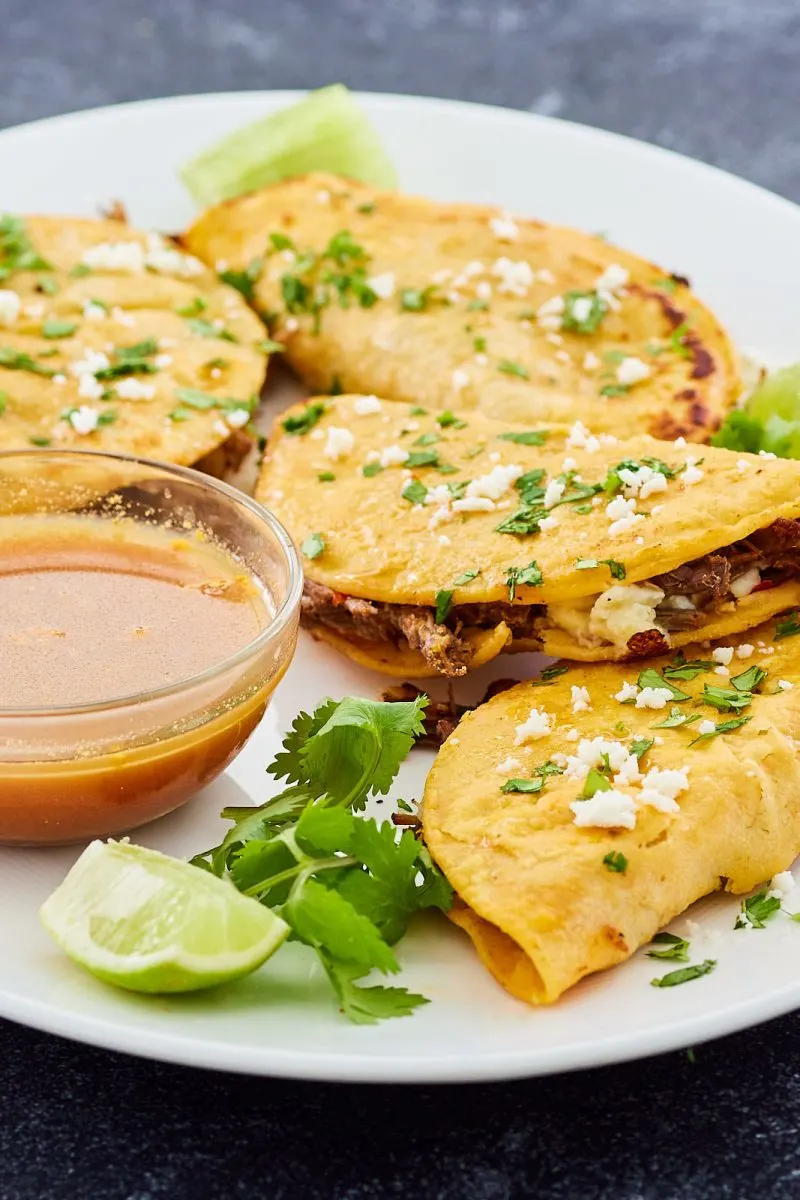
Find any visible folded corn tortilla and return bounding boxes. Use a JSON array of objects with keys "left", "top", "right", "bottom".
[
  {"left": 0, "top": 213, "right": 269, "bottom": 465},
  {"left": 183, "top": 172, "right": 740, "bottom": 441},
  {"left": 422, "top": 617, "right": 800, "bottom": 1003},
  {"left": 257, "top": 393, "right": 800, "bottom": 675}
]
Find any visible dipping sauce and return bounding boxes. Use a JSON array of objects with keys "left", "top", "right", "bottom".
[
  {"left": 0, "top": 516, "right": 266, "bottom": 708},
  {"left": 0, "top": 511, "right": 299, "bottom": 846}
]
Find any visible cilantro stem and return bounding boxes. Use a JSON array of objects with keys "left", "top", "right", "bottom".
[{"left": 287, "top": 855, "right": 358, "bottom": 901}]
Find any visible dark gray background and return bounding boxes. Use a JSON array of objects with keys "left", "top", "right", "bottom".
[{"left": 3, "top": 2, "right": 800, "bottom": 1197}]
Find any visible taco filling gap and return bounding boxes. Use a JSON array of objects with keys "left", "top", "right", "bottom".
[{"left": 258, "top": 394, "right": 800, "bottom": 675}]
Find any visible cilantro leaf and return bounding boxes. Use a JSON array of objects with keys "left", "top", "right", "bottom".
[
  {"left": 497, "top": 429, "right": 548, "bottom": 445},
  {"left": 689, "top": 715, "right": 752, "bottom": 746},
  {"left": 731, "top": 665, "right": 767, "bottom": 693},
  {"left": 285, "top": 878, "right": 399, "bottom": 973},
  {"left": 532, "top": 664, "right": 569, "bottom": 686},
  {"left": 603, "top": 851, "right": 628, "bottom": 874},
  {"left": 582, "top": 767, "right": 612, "bottom": 799},
  {"left": 646, "top": 932, "right": 690, "bottom": 961},
  {"left": 735, "top": 889, "right": 781, "bottom": 930},
  {"left": 497, "top": 359, "right": 530, "bottom": 380},
  {"left": 637, "top": 668, "right": 690, "bottom": 702},
  {"left": 401, "top": 479, "right": 427, "bottom": 505},
  {"left": 436, "top": 410, "right": 467, "bottom": 429},
  {"left": 561, "top": 289, "right": 607, "bottom": 334},
  {"left": 219, "top": 257, "right": 263, "bottom": 303},
  {"left": 775, "top": 611, "right": 800, "bottom": 641},
  {"left": 301, "top": 532, "right": 325, "bottom": 560},
  {"left": 282, "top": 401, "right": 326, "bottom": 435},
  {"left": 505, "top": 560, "right": 543, "bottom": 600},
  {"left": 701, "top": 684, "right": 753, "bottom": 713},
  {"left": 630, "top": 737, "right": 654, "bottom": 760},
  {"left": 320, "top": 954, "right": 428, "bottom": 1025},
  {"left": 41, "top": 318, "right": 77, "bottom": 339},
  {"left": 576, "top": 557, "right": 626, "bottom": 580},
  {"left": 652, "top": 706, "right": 702, "bottom": 729},
  {"left": 453, "top": 569, "right": 480, "bottom": 586},
  {"left": 501, "top": 777, "right": 545, "bottom": 794},
  {"left": 662, "top": 653, "right": 715, "bottom": 682},
  {"left": 650, "top": 960, "right": 716, "bottom": 988},
  {"left": 434, "top": 589, "right": 453, "bottom": 624}
]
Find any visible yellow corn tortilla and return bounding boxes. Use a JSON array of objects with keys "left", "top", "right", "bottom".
[
  {"left": 310, "top": 622, "right": 512, "bottom": 679},
  {"left": 257, "top": 393, "right": 800, "bottom": 670},
  {"left": 183, "top": 172, "right": 740, "bottom": 441},
  {"left": 423, "top": 617, "right": 800, "bottom": 1004},
  {"left": 0, "top": 214, "right": 269, "bottom": 465}
]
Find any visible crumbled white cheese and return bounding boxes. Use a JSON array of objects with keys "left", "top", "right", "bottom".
[
  {"left": 537, "top": 294, "right": 566, "bottom": 318},
  {"left": 226, "top": 408, "right": 250, "bottom": 429},
  {"left": 367, "top": 271, "right": 395, "bottom": 300},
  {"left": 543, "top": 479, "right": 565, "bottom": 509},
  {"left": 736, "top": 459, "right": 750, "bottom": 474},
  {"left": 588, "top": 583, "right": 665, "bottom": 648},
  {"left": 554, "top": 349, "right": 571, "bottom": 365},
  {"left": 616, "top": 357, "right": 651, "bottom": 386},
  {"left": 539, "top": 515, "right": 558, "bottom": 532},
  {"left": 736, "top": 643, "right": 755, "bottom": 659},
  {"left": 423, "top": 484, "right": 453, "bottom": 507},
  {"left": 759, "top": 450, "right": 777, "bottom": 460},
  {"left": 537, "top": 267, "right": 556, "bottom": 284},
  {"left": 571, "top": 685, "right": 591, "bottom": 714},
  {"left": 545, "top": 331, "right": 564, "bottom": 345},
  {"left": 154, "top": 353, "right": 172, "bottom": 369},
  {"left": 70, "top": 349, "right": 110, "bottom": 378},
  {"left": 81, "top": 300, "right": 106, "bottom": 321},
  {"left": 583, "top": 350, "right": 600, "bottom": 371},
  {"left": 0, "top": 289, "right": 21, "bottom": 326},
  {"left": 615, "top": 681, "right": 639, "bottom": 703},
  {"left": 83, "top": 240, "right": 145, "bottom": 273},
  {"left": 116, "top": 378, "right": 156, "bottom": 401},
  {"left": 354, "top": 395, "right": 382, "bottom": 415},
  {"left": 476, "top": 280, "right": 492, "bottom": 301},
  {"left": 52, "top": 374, "right": 66, "bottom": 385},
  {"left": 495, "top": 756, "right": 523, "bottom": 775},
  {"left": 697, "top": 719, "right": 716, "bottom": 735},
  {"left": 594, "top": 263, "right": 629, "bottom": 291},
  {"left": 111, "top": 305, "right": 135, "bottom": 327},
  {"left": 285, "top": 316, "right": 299, "bottom": 333},
  {"left": 682, "top": 456, "right": 704, "bottom": 485},
  {"left": 474, "top": 352, "right": 489, "bottom": 366},
  {"left": 570, "top": 788, "right": 637, "bottom": 830},
  {"left": 489, "top": 214, "right": 520, "bottom": 242},
  {"left": 492, "top": 257, "right": 534, "bottom": 296},
  {"left": 375, "top": 443, "right": 407, "bottom": 468},
  {"left": 144, "top": 232, "right": 204, "bottom": 277},
  {"left": 68, "top": 406, "right": 100, "bottom": 435},
  {"left": 606, "top": 495, "right": 645, "bottom": 537},
  {"left": 452, "top": 496, "right": 496, "bottom": 513},
  {"left": 635, "top": 687, "right": 674, "bottom": 710},
  {"left": 730, "top": 567, "right": 761, "bottom": 598},
  {"left": 324, "top": 426, "right": 355, "bottom": 461},
  {"left": 451, "top": 368, "right": 470, "bottom": 392},
  {"left": 514, "top": 707, "right": 553, "bottom": 744},
  {"left": 778, "top": 680, "right": 794, "bottom": 691},
  {"left": 427, "top": 505, "right": 452, "bottom": 530},
  {"left": 714, "top": 666, "right": 730, "bottom": 677},
  {"left": 573, "top": 737, "right": 630, "bottom": 773},
  {"left": 769, "top": 870, "right": 795, "bottom": 900},
  {"left": 566, "top": 421, "right": 600, "bottom": 454},
  {"left": 569, "top": 296, "right": 593, "bottom": 324},
  {"left": 77, "top": 373, "right": 104, "bottom": 401},
  {"left": 618, "top": 464, "right": 668, "bottom": 500},
  {"left": 614, "top": 753, "right": 642, "bottom": 788},
  {"left": 465, "top": 463, "right": 523, "bottom": 501},
  {"left": 561, "top": 457, "right": 578, "bottom": 473},
  {"left": 438, "top": 534, "right": 451, "bottom": 546},
  {"left": 712, "top": 646, "right": 734, "bottom": 666}
]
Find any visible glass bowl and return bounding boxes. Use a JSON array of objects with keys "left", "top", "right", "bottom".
[{"left": 0, "top": 450, "right": 302, "bottom": 845}]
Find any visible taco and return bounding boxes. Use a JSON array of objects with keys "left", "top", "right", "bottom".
[
  {"left": 422, "top": 617, "right": 800, "bottom": 1004},
  {"left": 183, "top": 171, "right": 740, "bottom": 441},
  {"left": 0, "top": 213, "right": 270, "bottom": 467},
  {"left": 257, "top": 394, "right": 800, "bottom": 676}
]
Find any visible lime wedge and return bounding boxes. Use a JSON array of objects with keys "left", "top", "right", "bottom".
[
  {"left": 40, "top": 840, "right": 289, "bottom": 993},
  {"left": 181, "top": 83, "right": 397, "bottom": 206}
]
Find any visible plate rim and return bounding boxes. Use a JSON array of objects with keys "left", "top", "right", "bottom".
[{"left": 2, "top": 88, "right": 800, "bottom": 1083}]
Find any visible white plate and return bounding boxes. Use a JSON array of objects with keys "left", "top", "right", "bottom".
[{"left": 2, "top": 91, "right": 800, "bottom": 1083}]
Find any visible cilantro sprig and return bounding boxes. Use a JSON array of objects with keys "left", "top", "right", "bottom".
[{"left": 192, "top": 696, "right": 452, "bottom": 1024}]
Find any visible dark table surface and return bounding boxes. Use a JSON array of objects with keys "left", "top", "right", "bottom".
[{"left": 4, "top": 2, "right": 800, "bottom": 1197}]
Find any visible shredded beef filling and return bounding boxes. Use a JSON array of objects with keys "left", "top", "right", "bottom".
[
  {"left": 302, "top": 518, "right": 800, "bottom": 672},
  {"left": 650, "top": 517, "right": 800, "bottom": 632}
]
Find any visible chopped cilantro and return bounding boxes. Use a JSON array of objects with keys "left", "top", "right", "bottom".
[
  {"left": 436, "top": 410, "right": 467, "bottom": 429},
  {"left": 330, "top": 375, "right": 343, "bottom": 396},
  {"left": 735, "top": 890, "right": 781, "bottom": 930},
  {"left": 501, "top": 777, "right": 544, "bottom": 794},
  {"left": 637, "top": 668, "right": 690, "bottom": 701},
  {"left": 650, "top": 960, "right": 716, "bottom": 988},
  {"left": 434, "top": 590, "right": 453, "bottom": 624},
  {"left": 0, "top": 391, "right": 6, "bottom": 416},
  {"left": 647, "top": 932, "right": 689, "bottom": 962},
  {"left": 497, "top": 359, "right": 530, "bottom": 380},
  {"left": 0, "top": 348, "right": 54, "bottom": 377},
  {"left": 532, "top": 664, "right": 569, "bottom": 686},
  {"left": 662, "top": 653, "right": 715, "bottom": 682},
  {"left": 494, "top": 505, "right": 547, "bottom": 536},
  {"left": 356, "top": 202, "right": 376, "bottom": 215},
  {"left": 301, "top": 532, "right": 325, "bottom": 560},
  {"left": 652, "top": 707, "right": 702, "bottom": 729},
  {"left": 775, "top": 612, "right": 800, "bottom": 641},
  {"left": 258, "top": 338, "right": 286, "bottom": 354},
  {"left": 268, "top": 231, "right": 295, "bottom": 252},
  {"left": 689, "top": 715, "right": 752, "bottom": 746},
  {"left": 187, "top": 317, "right": 238, "bottom": 342},
  {"left": 414, "top": 431, "right": 440, "bottom": 447},
  {"left": 219, "top": 257, "right": 263, "bottom": 303},
  {"left": 701, "top": 685, "right": 753, "bottom": 713},
  {"left": 399, "top": 286, "right": 438, "bottom": 312},
  {"left": 505, "top": 560, "right": 543, "bottom": 601},
  {"left": 653, "top": 277, "right": 678, "bottom": 294},
  {"left": 467, "top": 298, "right": 489, "bottom": 312},
  {"left": 473, "top": 336, "right": 487, "bottom": 353},
  {"left": 41, "top": 319, "right": 77, "bottom": 339},
  {"left": 410, "top": 406, "right": 428, "bottom": 416},
  {"left": 362, "top": 462, "right": 384, "bottom": 478},
  {"left": 401, "top": 479, "right": 427, "bottom": 505},
  {"left": 600, "top": 384, "right": 630, "bottom": 397},
  {"left": 603, "top": 851, "right": 628, "bottom": 874},
  {"left": 497, "top": 430, "right": 548, "bottom": 446},
  {"left": 575, "top": 557, "right": 626, "bottom": 580},
  {"left": 0, "top": 214, "right": 52, "bottom": 279},
  {"left": 68, "top": 263, "right": 92, "bottom": 279},
  {"left": 37, "top": 276, "right": 59, "bottom": 296},
  {"left": 731, "top": 665, "right": 767, "bottom": 693},
  {"left": 282, "top": 402, "right": 326, "bottom": 435},
  {"left": 405, "top": 448, "right": 439, "bottom": 469},
  {"left": 582, "top": 767, "right": 612, "bottom": 799},
  {"left": 670, "top": 322, "right": 693, "bottom": 359},
  {"left": 630, "top": 737, "right": 654, "bottom": 760},
  {"left": 452, "top": 569, "right": 480, "bottom": 586},
  {"left": 318, "top": 471, "right": 336, "bottom": 482},
  {"left": 561, "top": 289, "right": 607, "bottom": 334},
  {"left": 29, "top": 436, "right": 51, "bottom": 446},
  {"left": 176, "top": 297, "right": 207, "bottom": 317}
]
